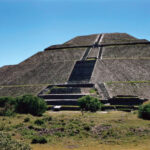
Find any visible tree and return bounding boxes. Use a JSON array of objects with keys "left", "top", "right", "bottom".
[
  {"left": 16, "top": 95, "right": 47, "bottom": 116},
  {"left": 78, "top": 95, "right": 102, "bottom": 115},
  {"left": 138, "top": 101, "right": 150, "bottom": 120}
]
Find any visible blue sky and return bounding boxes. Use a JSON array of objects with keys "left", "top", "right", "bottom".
[{"left": 0, "top": 0, "right": 150, "bottom": 67}]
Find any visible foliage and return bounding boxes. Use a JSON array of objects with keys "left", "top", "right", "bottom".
[
  {"left": 0, "top": 97, "right": 16, "bottom": 107},
  {"left": 31, "top": 136, "right": 47, "bottom": 144},
  {"left": 0, "top": 131, "right": 31, "bottom": 150},
  {"left": 0, "top": 97, "right": 16, "bottom": 116},
  {"left": 89, "top": 88, "right": 97, "bottom": 94},
  {"left": 24, "top": 117, "right": 30, "bottom": 122},
  {"left": 34, "top": 119, "right": 44, "bottom": 125},
  {"left": 138, "top": 101, "right": 150, "bottom": 120},
  {"left": 78, "top": 95, "right": 102, "bottom": 113},
  {"left": 43, "top": 116, "right": 52, "bottom": 121},
  {"left": 0, "top": 95, "right": 47, "bottom": 116},
  {"left": 16, "top": 95, "right": 47, "bottom": 116}
]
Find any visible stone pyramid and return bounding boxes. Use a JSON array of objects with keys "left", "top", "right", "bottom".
[{"left": 0, "top": 33, "right": 150, "bottom": 103}]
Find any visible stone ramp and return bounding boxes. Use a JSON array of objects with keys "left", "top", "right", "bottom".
[
  {"left": 96, "top": 83, "right": 110, "bottom": 100},
  {"left": 82, "top": 47, "right": 92, "bottom": 60},
  {"left": 86, "top": 34, "right": 102, "bottom": 59},
  {"left": 87, "top": 47, "right": 100, "bottom": 58},
  {"left": 45, "top": 99, "right": 78, "bottom": 105}
]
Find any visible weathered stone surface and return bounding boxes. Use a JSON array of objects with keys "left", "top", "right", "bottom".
[
  {"left": 106, "top": 82, "right": 150, "bottom": 99},
  {"left": 102, "top": 44, "right": 150, "bottom": 58},
  {"left": 0, "top": 48, "right": 86, "bottom": 85},
  {"left": 45, "top": 34, "right": 98, "bottom": 50},
  {"left": 101, "top": 33, "right": 148, "bottom": 44}
]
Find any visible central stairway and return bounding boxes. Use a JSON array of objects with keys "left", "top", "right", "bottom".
[
  {"left": 68, "top": 60, "right": 96, "bottom": 83},
  {"left": 38, "top": 35, "right": 102, "bottom": 106}
]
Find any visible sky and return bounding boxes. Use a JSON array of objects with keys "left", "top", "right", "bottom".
[{"left": 0, "top": 0, "right": 150, "bottom": 67}]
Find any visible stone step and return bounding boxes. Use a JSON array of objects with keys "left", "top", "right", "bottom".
[
  {"left": 50, "top": 87, "right": 81, "bottom": 94},
  {"left": 45, "top": 99, "right": 78, "bottom": 105},
  {"left": 53, "top": 83, "right": 94, "bottom": 88},
  {"left": 39, "top": 94, "right": 86, "bottom": 99},
  {"left": 108, "top": 98, "right": 147, "bottom": 105}
]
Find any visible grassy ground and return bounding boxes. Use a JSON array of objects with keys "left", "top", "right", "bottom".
[{"left": 0, "top": 111, "right": 150, "bottom": 150}]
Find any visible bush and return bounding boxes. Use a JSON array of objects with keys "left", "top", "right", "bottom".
[
  {"left": 16, "top": 95, "right": 47, "bottom": 116},
  {"left": 78, "top": 95, "right": 102, "bottom": 114},
  {"left": 34, "top": 119, "right": 44, "bottom": 125},
  {"left": 138, "top": 102, "right": 150, "bottom": 120},
  {"left": 0, "top": 131, "right": 31, "bottom": 150},
  {"left": 31, "top": 136, "right": 47, "bottom": 144},
  {"left": 83, "top": 124, "right": 91, "bottom": 131},
  {"left": 0, "top": 97, "right": 16, "bottom": 107},
  {"left": 24, "top": 117, "right": 30, "bottom": 122},
  {"left": 0, "top": 97, "right": 16, "bottom": 116}
]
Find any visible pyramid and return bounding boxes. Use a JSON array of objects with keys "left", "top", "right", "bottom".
[{"left": 0, "top": 33, "right": 150, "bottom": 105}]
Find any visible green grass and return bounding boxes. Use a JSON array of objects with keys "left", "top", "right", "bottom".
[
  {"left": 1, "top": 111, "right": 150, "bottom": 150},
  {"left": 0, "top": 131, "right": 31, "bottom": 150},
  {"left": 89, "top": 88, "right": 97, "bottom": 94}
]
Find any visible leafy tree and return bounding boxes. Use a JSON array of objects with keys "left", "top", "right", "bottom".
[
  {"left": 78, "top": 95, "right": 102, "bottom": 115},
  {"left": 138, "top": 101, "right": 150, "bottom": 120},
  {"left": 16, "top": 95, "right": 47, "bottom": 116}
]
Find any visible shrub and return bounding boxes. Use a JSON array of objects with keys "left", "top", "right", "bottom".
[
  {"left": 3, "top": 104, "right": 15, "bottom": 116},
  {"left": 83, "top": 123, "right": 91, "bottom": 131},
  {"left": 43, "top": 116, "right": 52, "bottom": 121},
  {"left": 78, "top": 95, "right": 102, "bottom": 114},
  {"left": 34, "top": 119, "right": 44, "bottom": 125},
  {"left": 0, "top": 97, "right": 16, "bottom": 107},
  {"left": 24, "top": 117, "right": 30, "bottom": 122},
  {"left": 138, "top": 101, "right": 150, "bottom": 120},
  {"left": 31, "top": 136, "right": 47, "bottom": 144},
  {"left": 0, "top": 131, "right": 31, "bottom": 150},
  {"left": 16, "top": 95, "right": 47, "bottom": 116},
  {"left": 0, "top": 97, "right": 16, "bottom": 116}
]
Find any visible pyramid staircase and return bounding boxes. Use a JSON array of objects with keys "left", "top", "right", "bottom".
[
  {"left": 68, "top": 60, "right": 96, "bottom": 83},
  {"left": 38, "top": 34, "right": 118, "bottom": 107},
  {"left": 38, "top": 83, "right": 94, "bottom": 106},
  {"left": 38, "top": 34, "right": 103, "bottom": 106}
]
